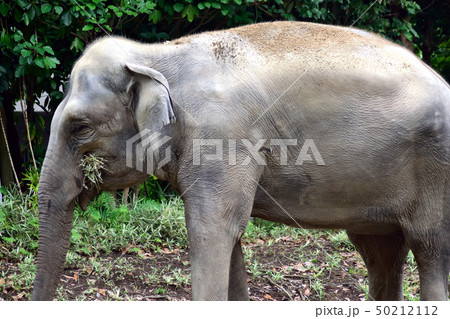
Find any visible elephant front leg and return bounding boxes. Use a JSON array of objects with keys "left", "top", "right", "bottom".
[
  {"left": 187, "top": 226, "right": 237, "bottom": 300},
  {"left": 185, "top": 202, "right": 252, "bottom": 300},
  {"left": 228, "top": 239, "right": 250, "bottom": 300},
  {"left": 182, "top": 173, "right": 260, "bottom": 300}
]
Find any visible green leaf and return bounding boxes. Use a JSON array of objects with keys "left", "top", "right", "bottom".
[
  {"left": 182, "top": 4, "right": 199, "bottom": 22},
  {"left": 173, "top": 3, "right": 184, "bottom": 12},
  {"left": 50, "top": 91, "right": 63, "bottom": 100},
  {"left": 149, "top": 10, "right": 162, "bottom": 24},
  {"left": 0, "top": 2, "right": 10, "bottom": 17},
  {"left": 42, "top": 57, "right": 55, "bottom": 69},
  {"left": 23, "top": 12, "right": 30, "bottom": 26},
  {"left": 15, "top": 65, "right": 25, "bottom": 78},
  {"left": 43, "top": 46, "right": 54, "bottom": 55},
  {"left": 198, "top": 3, "right": 205, "bottom": 10},
  {"left": 50, "top": 78, "right": 56, "bottom": 90},
  {"left": 221, "top": 9, "right": 229, "bottom": 16},
  {"left": 145, "top": 1, "right": 156, "bottom": 10},
  {"left": 54, "top": 6, "right": 63, "bottom": 15},
  {"left": 29, "top": 123, "right": 36, "bottom": 140},
  {"left": 20, "top": 49, "right": 32, "bottom": 57},
  {"left": 61, "top": 11, "right": 72, "bottom": 26},
  {"left": 211, "top": 2, "right": 221, "bottom": 9},
  {"left": 47, "top": 57, "right": 60, "bottom": 67},
  {"left": 204, "top": 2, "right": 211, "bottom": 8},
  {"left": 36, "top": 46, "right": 45, "bottom": 55},
  {"left": 70, "top": 37, "right": 84, "bottom": 52},
  {"left": 41, "top": 3, "right": 52, "bottom": 14},
  {"left": 82, "top": 24, "right": 94, "bottom": 31},
  {"left": 17, "top": 0, "right": 29, "bottom": 10},
  {"left": 35, "top": 58, "right": 45, "bottom": 68},
  {"left": 36, "top": 113, "right": 45, "bottom": 131},
  {"left": 1, "top": 30, "right": 12, "bottom": 48},
  {"left": 30, "top": 34, "right": 37, "bottom": 45}
]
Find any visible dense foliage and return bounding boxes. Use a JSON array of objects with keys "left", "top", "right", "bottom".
[{"left": 0, "top": 0, "right": 449, "bottom": 187}]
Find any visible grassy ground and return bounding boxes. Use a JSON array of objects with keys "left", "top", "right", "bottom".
[{"left": 0, "top": 186, "right": 426, "bottom": 301}]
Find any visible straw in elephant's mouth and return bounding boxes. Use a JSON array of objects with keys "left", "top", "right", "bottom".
[{"left": 80, "top": 154, "right": 110, "bottom": 191}]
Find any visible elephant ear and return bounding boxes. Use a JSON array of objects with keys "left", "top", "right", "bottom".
[{"left": 124, "top": 63, "right": 176, "bottom": 132}]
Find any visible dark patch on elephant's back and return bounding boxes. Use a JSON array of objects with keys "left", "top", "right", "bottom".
[{"left": 47, "top": 199, "right": 51, "bottom": 210}]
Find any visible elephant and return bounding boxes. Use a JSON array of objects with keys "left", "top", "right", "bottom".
[{"left": 31, "top": 21, "right": 450, "bottom": 301}]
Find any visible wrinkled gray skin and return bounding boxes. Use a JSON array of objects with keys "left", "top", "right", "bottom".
[{"left": 31, "top": 21, "right": 450, "bottom": 301}]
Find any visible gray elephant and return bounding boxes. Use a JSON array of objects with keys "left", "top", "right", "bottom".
[{"left": 31, "top": 21, "right": 449, "bottom": 301}]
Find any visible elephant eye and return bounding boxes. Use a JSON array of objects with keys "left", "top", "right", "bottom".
[{"left": 71, "top": 123, "right": 93, "bottom": 139}]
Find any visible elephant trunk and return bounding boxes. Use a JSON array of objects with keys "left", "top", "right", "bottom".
[{"left": 31, "top": 144, "right": 84, "bottom": 300}]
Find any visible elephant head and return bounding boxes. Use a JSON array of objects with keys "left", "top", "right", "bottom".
[{"left": 31, "top": 38, "right": 176, "bottom": 300}]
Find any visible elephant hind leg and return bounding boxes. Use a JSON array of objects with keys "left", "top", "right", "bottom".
[
  {"left": 401, "top": 183, "right": 449, "bottom": 301},
  {"left": 403, "top": 226, "right": 449, "bottom": 300},
  {"left": 347, "top": 231, "right": 409, "bottom": 301}
]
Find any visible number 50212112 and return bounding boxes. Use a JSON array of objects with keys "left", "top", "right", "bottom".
[{"left": 376, "top": 306, "right": 438, "bottom": 316}]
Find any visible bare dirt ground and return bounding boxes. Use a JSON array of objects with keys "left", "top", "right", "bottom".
[
  {"left": 55, "top": 236, "right": 368, "bottom": 301},
  {"left": 2, "top": 234, "right": 426, "bottom": 301}
]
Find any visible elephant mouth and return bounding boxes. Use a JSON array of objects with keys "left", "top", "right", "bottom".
[{"left": 77, "top": 187, "right": 98, "bottom": 211}]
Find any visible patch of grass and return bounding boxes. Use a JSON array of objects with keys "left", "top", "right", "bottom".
[
  {"left": 265, "top": 269, "right": 284, "bottom": 283},
  {"left": 0, "top": 186, "right": 39, "bottom": 261},
  {"left": 70, "top": 192, "right": 188, "bottom": 257},
  {"left": 0, "top": 186, "right": 187, "bottom": 299},
  {"left": 330, "top": 231, "right": 355, "bottom": 250}
]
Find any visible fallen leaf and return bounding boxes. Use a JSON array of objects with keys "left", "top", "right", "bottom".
[
  {"left": 140, "top": 252, "right": 153, "bottom": 259},
  {"left": 73, "top": 273, "right": 78, "bottom": 282},
  {"left": 281, "top": 265, "right": 291, "bottom": 272},
  {"left": 98, "top": 289, "right": 106, "bottom": 296},
  {"left": 293, "top": 263, "right": 303, "bottom": 271},
  {"left": 304, "top": 288, "right": 310, "bottom": 296},
  {"left": 263, "top": 294, "right": 273, "bottom": 300},
  {"left": 13, "top": 293, "right": 24, "bottom": 301}
]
